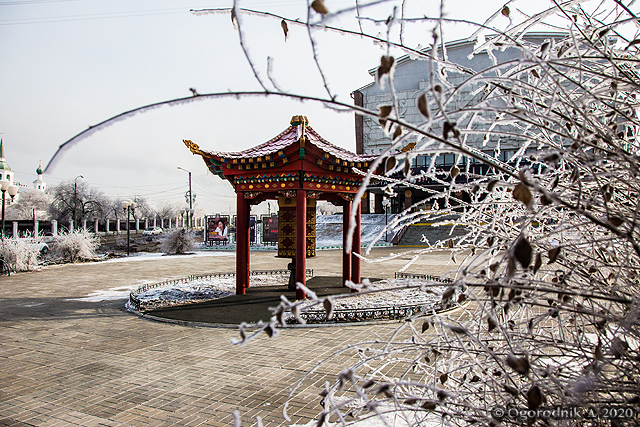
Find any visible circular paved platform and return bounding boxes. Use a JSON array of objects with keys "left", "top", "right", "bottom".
[{"left": 0, "top": 248, "right": 454, "bottom": 426}]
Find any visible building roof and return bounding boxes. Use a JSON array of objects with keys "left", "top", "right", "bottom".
[
  {"left": 194, "top": 116, "right": 377, "bottom": 163},
  {"left": 354, "top": 32, "right": 568, "bottom": 93},
  {"left": 184, "top": 116, "right": 379, "bottom": 197}
]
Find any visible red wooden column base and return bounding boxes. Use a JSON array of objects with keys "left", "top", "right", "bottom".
[
  {"left": 351, "top": 201, "right": 361, "bottom": 288},
  {"left": 295, "top": 190, "right": 307, "bottom": 300},
  {"left": 342, "top": 200, "right": 352, "bottom": 287},
  {"left": 236, "top": 192, "right": 250, "bottom": 295}
]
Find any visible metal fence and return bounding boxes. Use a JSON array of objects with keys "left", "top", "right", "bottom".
[
  {"left": 129, "top": 269, "right": 461, "bottom": 324},
  {"left": 290, "top": 273, "right": 458, "bottom": 324},
  {"left": 129, "top": 269, "right": 313, "bottom": 311},
  {"left": 290, "top": 302, "right": 442, "bottom": 324},
  {"left": 394, "top": 272, "right": 453, "bottom": 283}
]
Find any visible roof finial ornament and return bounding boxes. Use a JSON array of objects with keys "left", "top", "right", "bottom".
[
  {"left": 291, "top": 115, "right": 308, "bottom": 142},
  {"left": 290, "top": 115, "right": 308, "bottom": 127}
]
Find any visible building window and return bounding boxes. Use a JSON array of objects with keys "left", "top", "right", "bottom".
[
  {"left": 435, "top": 154, "right": 456, "bottom": 166},
  {"left": 498, "top": 150, "right": 516, "bottom": 163}
]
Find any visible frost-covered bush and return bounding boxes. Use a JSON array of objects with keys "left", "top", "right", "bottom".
[
  {"left": 222, "top": 1, "right": 640, "bottom": 425},
  {"left": 0, "top": 238, "right": 41, "bottom": 272},
  {"left": 53, "top": 229, "right": 99, "bottom": 262},
  {"left": 161, "top": 228, "right": 195, "bottom": 254}
]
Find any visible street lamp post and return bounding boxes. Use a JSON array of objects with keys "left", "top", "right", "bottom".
[
  {"left": 177, "top": 167, "right": 193, "bottom": 230},
  {"left": 180, "top": 208, "right": 186, "bottom": 228},
  {"left": 73, "top": 175, "right": 84, "bottom": 231},
  {"left": 382, "top": 198, "right": 391, "bottom": 242},
  {"left": 0, "top": 181, "right": 17, "bottom": 239},
  {"left": 121, "top": 200, "right": 135, "bottom": 256},
  {"left": 0, "top": 179, "right": 9, "bottom": 239}
]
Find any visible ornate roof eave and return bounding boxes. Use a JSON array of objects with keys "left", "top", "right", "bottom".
[
  {"left": 183, "top": 116, "right": 378, "bottom": 180},
  {"left": 186, "top": 128, "right": 376, "bottom": 164}
]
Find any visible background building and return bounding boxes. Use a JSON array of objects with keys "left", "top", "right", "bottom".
[
  {"left": 33, "top": 162, "right": 47, "bottom": 192},
  {"left": 353, "top": 33, "right": 562, "bottom": 214}
]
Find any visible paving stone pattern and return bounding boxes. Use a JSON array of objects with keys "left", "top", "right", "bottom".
[{"left": 0, "top": 249, "right": 454, "bottom": 426}]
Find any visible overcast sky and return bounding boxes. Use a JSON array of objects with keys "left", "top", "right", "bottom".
[{"left": 0, "top": 0, "right": 508, "bottom": 215}]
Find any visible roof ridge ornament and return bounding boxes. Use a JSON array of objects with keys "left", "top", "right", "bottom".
[
  {"left": 183, "top": 139, "right": 204, "bottom": 155},
  {"left": 290, "top": 115, "right": 308, "bottom": 127}
]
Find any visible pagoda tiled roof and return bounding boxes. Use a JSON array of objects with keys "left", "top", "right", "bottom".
[{"left": 199, "top": 124, "right": 377, "bottom": 163}]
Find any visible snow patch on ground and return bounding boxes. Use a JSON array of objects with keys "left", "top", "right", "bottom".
[
  {"left": 290, "top": 405, "right": 441, "bottom": 426},
  {"left": 130, "top": 274, "right": 445, "bottom": 314},
  {"left": 318, "top": 279, "right": 443, "bottom": 310},
  {"left": 68, "top": 285, "right": 141, "bottom": 302},
  {"left": 99, "top": 251, "right": 232, "bottom": 264},
  {"left": 23, "top": 302, "right": 45, "bottom": 307},
  {"left": 133, "top": 274, "right": 289, "bottom": 310}
]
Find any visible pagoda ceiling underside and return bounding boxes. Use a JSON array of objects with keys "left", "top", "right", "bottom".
[{"left": 183, "top": 116, "right": 378, "bottom": 198}]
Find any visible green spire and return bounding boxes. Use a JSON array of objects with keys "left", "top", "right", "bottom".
[{"left": 0, "top": 135, "right": 12, "bottom": 172}]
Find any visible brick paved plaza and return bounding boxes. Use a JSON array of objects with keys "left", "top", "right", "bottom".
[{"left": 0, "top": 248, "right": 454, "bottom": 426}]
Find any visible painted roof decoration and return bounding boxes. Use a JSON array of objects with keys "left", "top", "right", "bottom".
[
  {"left": 183, "top": 116, "right": 379, "bottom": 196},
  {"left": 186, "top": 116, "right": 377, "bottom": 163}
]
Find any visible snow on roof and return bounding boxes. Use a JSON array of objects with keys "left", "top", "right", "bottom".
[{"left": 199, "top": 119, "right": 377, "bottom": 162}]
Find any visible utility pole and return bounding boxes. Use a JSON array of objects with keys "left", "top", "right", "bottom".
[
  {"left": 73, "top": 175, "right": 84, "bottom": 231},
  {"left": 177, "top": 167, "right": 193, "bottom": 229},
  {"left": 122, "top": 200, "right": 135, "bottom": 256}
]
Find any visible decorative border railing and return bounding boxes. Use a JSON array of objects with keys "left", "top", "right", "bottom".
[
  {"left": 288, "top": 274, "right": 461, "bottom": 324},
  {"left": 129, "top": 269, "right": 313, "bottom": 311},
  {"left": 289, "top": 302, "right": 442, "bottom": 324},
  {"left": 394, "top": 272, "right": 453, "bottom": 283},
  {"left": 199, "top": 243, "right": 393, "bottom": 251},
  {"left": 129, "top": 269, "right": 463, "bottom": 324}
]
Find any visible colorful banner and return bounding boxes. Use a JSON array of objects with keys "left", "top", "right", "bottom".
[
  {"left": 207, "top": 216, "right": 229, "bottom": 242},
  {"left": 262, "top": 214, "right": 278, "bottom": 243}
]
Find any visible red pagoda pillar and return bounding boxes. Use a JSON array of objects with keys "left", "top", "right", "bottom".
[
  {"left": 243, "top": 198, "right": 251, "bottom": 290},
  {"left": 236, "top": 192, "right": 250, "bottom": 295},
  {"left": 342, "top": 200, "right": 352, "bottom": 287},
  {"left": 295, "top": 190, "right": 307, "bottom": 300},
  {"left": 351, "top": 201, "right": 361, "bottom": 286}
]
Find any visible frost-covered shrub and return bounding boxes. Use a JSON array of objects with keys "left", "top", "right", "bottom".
[
  {"left": 53, "top": 230, "right": 99, "bottom": 262},
  {"left": 161, "top": 228, "right": 195, "bottom": 254},
  {"left": 0, "top": 238, "right": 41, "bottom": 272},
  {"left": 221, "top": 1, "right": 640, "bottom": 425}
]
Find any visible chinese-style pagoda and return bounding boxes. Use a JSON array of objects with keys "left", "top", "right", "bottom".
[{"left": 184, "top": 116, "right": 377, "bottom": 299}]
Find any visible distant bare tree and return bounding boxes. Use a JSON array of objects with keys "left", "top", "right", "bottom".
[
  {"left": 130, "top": 195, "right": 154, "bottom": 220},
  {"left": 156, "top": 201, "right": 180, "bottom": 224},
  {"left": 6, "top": 188, "right": 51, "bottom": 221},
  {"left": 49, "top": 180, "right": 105, "bottom": 228}
]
